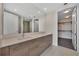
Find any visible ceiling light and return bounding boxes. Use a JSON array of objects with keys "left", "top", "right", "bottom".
[
  {"left": 38, "top": 11, "right": 41, "bottom": 14},
  {"left": 64, "top": 9, "right": 71, "bottom": 13},
  {"left": 44, "top": 8, "right": 47, "bottom": 11},
  {"left": 14, "top": 9, "right": 17, "bottom": 11},
  {"left": 72, "top": 14, "right": 75, "bottom": 17},
  {"left": 64, "top": 10, "right": 69, "bottom": 13},
  {"left": 65, "top": 16, "right": 70, "bottom": 18}
]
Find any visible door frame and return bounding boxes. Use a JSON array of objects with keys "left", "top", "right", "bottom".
[{"left": 57, "top": 5, "right": 77, "bottom": 51}]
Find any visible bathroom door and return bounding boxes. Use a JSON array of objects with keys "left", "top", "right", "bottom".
[{"left": 72, "top": 7, "right": 77, "bottom": 50}]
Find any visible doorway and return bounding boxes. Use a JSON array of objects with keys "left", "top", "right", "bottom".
[
  {"left": 58, "top": 6, "right": 77, "bottom": 50},
  {"left": 23, "top": 21, "right": 31, "bottom": 33}
]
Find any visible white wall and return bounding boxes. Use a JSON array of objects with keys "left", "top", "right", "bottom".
[
  {"left": 37, "top": 13, "right": 58, "bottom": 46},
  {"left": 31, "top": 18, "right": 34, "bottom": 32},
  {"left": 77, "top": 4, "right": 79, "bottom": 52},
  {"left": 45, "top": 11, "right": 58, "bottom": 46},
  {"left": 39, "top": 16, "right": 46, "bottom": 32}
]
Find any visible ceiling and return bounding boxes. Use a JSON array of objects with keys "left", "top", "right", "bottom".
[
  {"left": 58, "top": 7, "right": 74, "bottom": 20},
  {"left": 4, "top": 3, "right": 64, "bottom": 19}
]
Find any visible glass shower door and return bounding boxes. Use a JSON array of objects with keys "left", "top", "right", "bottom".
[{"left": 72, "top": 6, "right": 77, "bottom": 50}]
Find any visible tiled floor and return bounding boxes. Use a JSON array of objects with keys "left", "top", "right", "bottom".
[
  {"left": 41, "top": 46, "right": 79, "bottom": 56},
  {"left": 58, "top": 38, "right": 74, "bottom": 50}
]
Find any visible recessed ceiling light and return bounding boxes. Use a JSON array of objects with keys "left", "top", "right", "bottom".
[
  {"left": 65, "top": 15, "right": 70, "bottom": 18},
  {"left": 64, "top": 10, "right": 69, "bottom": 13},
  {"left": 14, "top": 9, "right": 17, "bottom": 11},
  {"left": 38, "top": 11, "right": 41, "bottom": 14},
  {"left": 44, "top": 8, "right": 47, "bottom": 11},
  {"left": 72, "top": 14, "right": 75, "bottom": 17},
  {"left": 64, "top": 9, "right": 71, "bottom": 13}
]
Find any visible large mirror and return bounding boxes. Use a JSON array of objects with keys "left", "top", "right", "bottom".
[
  {"left": 3, "top": 9, "right": 22, "bottom": 39},
  {"left": 4, "top": 10, "right": 20, "bottom": 34},
  {"left": 3, "top": 3, "right": 39, "bottom": 39}
]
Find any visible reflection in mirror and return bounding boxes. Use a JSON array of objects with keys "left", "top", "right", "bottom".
[
  {"left": 3, "top": 3, "right": 40, "bottom": 40},
  {"left": 3, "top": 9, "right": 22, "bottom": 39},
  {"left": 0, "top": 3, "right": 3, "bottom": 40},
  {"left": 18, "top": 16, "right": 22, "bottom": 33},
  {"left": 34, "top": 19, "right": 39, "bottom": 32},
  {"left": 4, "top": 10, "right": 18, "bottom": 34},
  {"left": 23, "top": 18, "right": 39, "bottom": 33},
  {"left": 23, "top": 18, "right": 32, "bottom": 33}
]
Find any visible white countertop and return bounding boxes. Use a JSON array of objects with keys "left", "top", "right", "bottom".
[{"left": 0, "top": 32, "right": 52, "bottom": 48}]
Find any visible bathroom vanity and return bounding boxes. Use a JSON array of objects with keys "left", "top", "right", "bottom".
[
  {"left": 0, "top": 4, "right": 52, "bottom": 56},
  {"left": 0, "top": 32, "right": 52, "bottom": 56}
]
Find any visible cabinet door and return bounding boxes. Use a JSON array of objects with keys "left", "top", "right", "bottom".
[
  {"left": 1, "top": 47, "right": 10, "bottom": 56},
  {"left": 29, "top": 35, "right": 52, "bottom": 56},
  {"left": 10, "top": 42, "right": 29, "bottom": 56},
  {"left": 29, "top": 39, "right": 41, "bottom": 56}
]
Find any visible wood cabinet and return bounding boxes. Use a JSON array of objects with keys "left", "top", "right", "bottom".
[
  {"left": 1, "top": 47, "right": 10, "bottom": 56},
  {"left": 29, "top": 38, "right": 43, "bottom": 56},
  {"left": 0, "top": 34, "right": 52, "bottom": 56},
  {"left": 9, "top": 42, "right": 29, "bottom": 56},
  {"left": 0, "top": 48, "right": 1, "bottom": 55}
]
